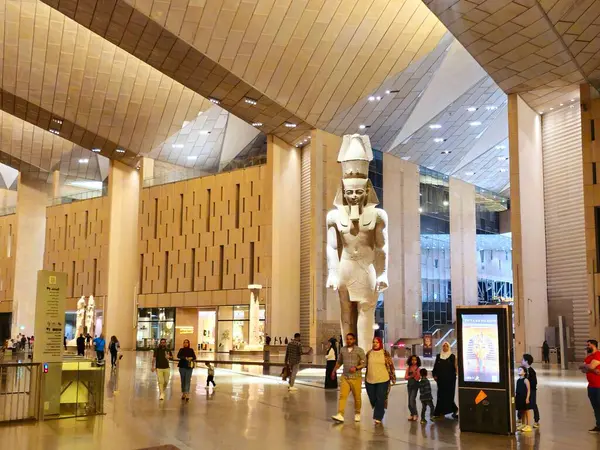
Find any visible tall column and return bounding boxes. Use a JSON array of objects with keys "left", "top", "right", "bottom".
[
  {"left": 266, "top": 136, "right": 301, "bottom": 342},
  {"left": 12, "top": 175, "right": 50, "bottom": 337},
  {"left": 383, "top": 154, "right": 421, "bottom": 341},
  {"left": 449, "top": 178, "right": 478, "bottom": 310},
  {"left": 106, "top": 161, "right": 140, "bottom": 349},
  {"left": 508, "top": 93, "right": 549, "bottom": 360},
  {"left": 52, "top": 170, "right": 61, "bottom": 199}
]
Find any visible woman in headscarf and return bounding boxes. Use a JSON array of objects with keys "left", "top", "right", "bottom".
[
  {"left": 365, "top": 337, "right": 396, "bottom": 424},
  {"left": 432, "top": 341, "right": 458, "bottom": 419},
  {"left": 324, "top": 337, "right": 338, "bottom": 389}
]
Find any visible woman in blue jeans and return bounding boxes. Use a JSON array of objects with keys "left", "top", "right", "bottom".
[
  {"left": 177, "top": 339, "right": 196, "bottom": 402},
  {"left": 404, "top": 354, "right": 421, "bottom": 420},
  {"left": 365, "top": 337, "right": 396, "bottom": 424}
]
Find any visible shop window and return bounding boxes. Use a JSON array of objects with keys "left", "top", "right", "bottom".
[{"left": 136, "top": 307, "right": 176, "bottom": 350}]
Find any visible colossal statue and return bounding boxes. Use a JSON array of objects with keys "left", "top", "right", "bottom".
[{"left": 326, "top": 134, "right": 389, "bottom": 351}]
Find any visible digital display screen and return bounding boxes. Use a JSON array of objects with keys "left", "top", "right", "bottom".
[{"left": 462, "top": 314, "right": 500, "bottom": 383}]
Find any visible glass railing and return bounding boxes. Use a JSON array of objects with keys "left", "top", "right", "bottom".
[
  {"left": 51, "top": 188, "right": 107, "bottom": 206},
  {"left": 0, "top": 206, "right": 16, "bottom": 217},
  {"left": 143, "top": 155, "right": 267, "bottom": 188}
]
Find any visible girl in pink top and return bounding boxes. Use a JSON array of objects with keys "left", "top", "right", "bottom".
[{"left": 405, "top": 355, "right": 421, "bottom": 420}]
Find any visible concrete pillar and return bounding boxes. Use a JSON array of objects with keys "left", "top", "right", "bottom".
[
  {"left": 12, "top": 175, "right": 50, "bottom": 337},
  {"left": 52, "top": 170, "right": 61, "bottom": 199},
  {"left": 508, "top": 93, "right": 549, "bottom": 361},
  {"left": 106, "top": 161, "right": 140, "bottom": 350},
  {"left": 266, "top": 136, "right": 301, "bottom": 342},
  {"left": 383, "top": 154, "right": 421, "bottom": 342},
  {"left": 450, "top": 178, "right": 478, "bottom": 310}
]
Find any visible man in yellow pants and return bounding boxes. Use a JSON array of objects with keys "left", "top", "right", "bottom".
[{"left": 331, "top": 333, "right": 366, "bottom": 423}]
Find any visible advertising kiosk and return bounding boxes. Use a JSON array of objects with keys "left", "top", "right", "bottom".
[{"left": 456, "top": 305, "right": 516, "bottom": 435}]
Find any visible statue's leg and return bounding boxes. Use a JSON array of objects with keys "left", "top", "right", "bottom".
[
  {"left": 338, "top": 288, "right": 356, "bottom": 338},
  {"left": 357, "top": 301, "right": 376, "bottom": 352}
]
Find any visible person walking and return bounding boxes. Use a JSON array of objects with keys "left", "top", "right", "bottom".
[
  {"left": 419, "top": 368, "right": 435, "bottom": 423},
  {"left": 152, "top": 338, "right": 173, "bottom": 401},
  {"left": 93, "top": 334, "right": 106, "bottom": 364},
  {"left": 205, "top": 362, "right": 216, "bottom": 389},
  {"left": 284, "top": 333, "right": 305, "bottom": 392},
  {"left": 177, "top": 339, "right": 196, "bottom": 401},
  {"left": 109, "top": 336, "right": 120, "bottom": 368},
  {"left": 580, "top": 339, "right": 600, "bottom": 433},
  {"left": 365, "top": 337, "right": 396, "bottom": 424},
  {"left": 331, "top": 333, "right": 366, "bottom": 423},
  {"left": 432, "top": 341, "right": 458, "bottom": 419},
  {"left": 76, "top": 334, "right": 85, "bottom": 356},
  {"left": 325, "top": 337, "right": 338, "bottom": 389},
  {"left": 404, "top": 354, "right": 421, "bottom": 421},
  {"left": 85, "top": 333, "right": 91, "bottom": 349},
  {"left": 542, "top": 341, "right": 550, "bottom": 364},
  {"left": 522, "top": 354, "right": 539, "bottom": 427}
]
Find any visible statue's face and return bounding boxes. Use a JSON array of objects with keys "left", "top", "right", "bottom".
[{"left": 342, "top": 179, "right": 368, "bottom": 206}]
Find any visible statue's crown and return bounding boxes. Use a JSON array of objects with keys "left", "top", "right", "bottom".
[{"left": 338, "top": 134, "right": 373, "bottom": 179}]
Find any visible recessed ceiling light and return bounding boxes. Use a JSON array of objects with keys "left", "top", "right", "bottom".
[
  {"left": 550, "top": 108, "right": 554, "bottom": 111},
  {"left": 116, "top": 148, "right": 125, "bottom": 154},
  {"left": 244, "top": 98, "right": 257, "bottom": 105},
  {"left": 284, "top": 122, "right": 296, "bottom": 128},
  {"left": 359, "top": 124, "right": 366, "bottom": 130},
  {"left": 209, "top": 98, "right": 220, "bottom": 104},
  {"left": 375, "top": 96, "right": 381, "bottom": 101},
  {"left": 91, "top": 148, "right": 101, "bottom": 153},
  {"left": 495, "top": 145, "right": 506, "bottom": 150},
  {"left": 497, "top": 156, "right": 509, "bottom": 161},
  {"left": 470, "top": 121, "right": 482, "bottom": 126},
  {"left": 172, "top": 144, "right": 184, "bottom": 149},
  {"left": 441, "top": 150, "right": 451, "bottom": 154},
  {"left": 427, "top": 165, "right": 435, "bottom": 169},
  {"left": 368, "top": 96, "right": 376, "bottom": 101},
  {"left": 401, "top": 156, "right": 411, "bottom": 160},
  {"left": 78, "top": 158, "right": 89, "bottom": 164},
  {"left": 538, "top": 111, "right": 544, "bottom": 114},
  {"left": 560, "top": 103, "right": 564, "bottom": 106},
  {"left": 485, "top": 106, "right": 498, "bottom": 111},
  {"left": 465, "top": 171, "right": 475, "bottom": 176},
  {"left": 385, "top": 90, "right": 391, "bottom": 94},
  {"left": 52, "top": 118, "right": 63, "bottom": 124},
  {"left": 499, "top": 168, "right": 507, "bottom": 172},
  {"left": 571, "top": 98, "right": 576, "bottom": 102},
  {"left": 252, "top": 122, "right": 263, "bottom": 127},
  {"left": 429, "top": 124, "right": 442, "bottom": 129},
  {"left": 187, "top": 155, "right": 197, "bottom": 160},
  {"left": 199, "top": 130, "right": 210, "bottom": 135},
  {"left": 467, "top": 107, "right": 477, "bottom": 112},
  {"left": 433, "top": 138, "right": 445, "bottom": 143},
  {"left": 49, "top": 129, "right": 60, "bottom": 135}
]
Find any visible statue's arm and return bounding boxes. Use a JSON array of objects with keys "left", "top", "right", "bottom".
[
  {"left": 326, "top": 210, "right": 340, "bottom": 290},
  {"left": 375, "top": 209, "right": 389, "bottom": 292}
]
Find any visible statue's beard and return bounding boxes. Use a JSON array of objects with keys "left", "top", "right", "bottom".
[{"left": 348, "top": 204, "right": 361, "bottom": 220}]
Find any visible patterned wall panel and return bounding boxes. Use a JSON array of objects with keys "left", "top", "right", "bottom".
[
  {"left": 0, "top": 213, "right": 16, "bottom": 312},
  {"left": 44, "top": 197, "right": 110, "bottom": 303},
  {"left": 139, "top": 165, "right": 271, "bottom": 303}
]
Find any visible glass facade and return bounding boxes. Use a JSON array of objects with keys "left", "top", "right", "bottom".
[
  {"left": 420, "top": 167, "right": 452, "bottom": 334},
  {"left": 136, "top": 308, "right": 176, "bottom": 350},
  {"left": 217, "top": 305, "right": 266, "bottom": 352}
]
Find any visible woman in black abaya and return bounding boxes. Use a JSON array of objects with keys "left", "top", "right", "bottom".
[
  {"left": 432, "top": 341, "right": 458, "bottom": 419},
  {"left": 324, "top": 337, "right": 338, "bottom": 389}
]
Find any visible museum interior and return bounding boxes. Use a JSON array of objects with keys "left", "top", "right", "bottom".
[{"left": 1, "top": 0, "right": 600, "bottom": 448}]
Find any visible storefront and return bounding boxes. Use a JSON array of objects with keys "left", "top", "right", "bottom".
[
  {"left": 136, "top": 308, "right": 176, "bottom": 350},
  {"left": 216, "top": 305, "right": 266, "bottom": 352}
]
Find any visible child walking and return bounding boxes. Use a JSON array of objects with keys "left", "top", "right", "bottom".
[
  {"left": 206, "top": 362, "right": 216, "bottom": 389},
  {"left": 419, "top": 368, "right": 435, "bottom": 423},
  {"left": 404, "top": 355, "right": 421, "bottom": 421},
  {"left": 515, "top": 366, "right": 533, "bottom": 432}
]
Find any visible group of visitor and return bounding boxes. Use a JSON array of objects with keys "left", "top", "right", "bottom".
[{"left": 151, "top": 338, "right": 217, "bottom": 401}]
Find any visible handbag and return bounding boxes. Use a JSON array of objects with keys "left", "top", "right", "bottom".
[{"left": 281, "top": 364, "right": 290, "bottom": 381}]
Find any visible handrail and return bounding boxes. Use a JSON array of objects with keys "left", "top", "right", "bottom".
[{"left": 434, "top": 328, "right": 455, "bottom": 346}]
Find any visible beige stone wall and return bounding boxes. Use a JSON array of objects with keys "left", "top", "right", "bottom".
[
  {"left": 0, "top": 213, "right": 16, "bottom": 313},
  {"left": 383, "top": 154, "right": 421, "bottom": 342},
  {"left": 44, "top": 196, "right": 110, "bottom": 309}
]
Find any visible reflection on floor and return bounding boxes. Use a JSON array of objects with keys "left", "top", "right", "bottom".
[{"left": 0, "top": 352, "right": 598, "bottom": 449}]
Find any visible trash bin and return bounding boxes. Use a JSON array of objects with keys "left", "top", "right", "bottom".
[{"left": 549, "top": 348, "right": 558, "bottom": 364}]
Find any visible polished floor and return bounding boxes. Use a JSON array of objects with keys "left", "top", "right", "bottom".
[{"left": 0, "top": 353, "right": 598, "bottom": 449}]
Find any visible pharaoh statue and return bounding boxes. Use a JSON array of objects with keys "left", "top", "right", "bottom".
[
  {"left": 326, "top": 134, "right": 389, "bottom": 351},
  {"left": 85, "top": 295, "right": 96, "bottom": 337},
  {"left": 75, "top": 296, "right": 86, "bottom": 337}
]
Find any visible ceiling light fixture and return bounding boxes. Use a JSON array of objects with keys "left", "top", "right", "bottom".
[
  {"left": 560, "top": 103, "right": 564, "bottom": 106},
  {"left": 499, "top": 168, "right": 507, "bottom": 172},
  {"left": 252, "top": 122, "right": 263, "bottom": 127},
  {"left": 467, "top": 107, "right": 477, "bottom": 112},
  {"left": 244, "top": 98, "right": 257, "bottom": 105},
  {"left": 209, "top": 98, "right": 220, "bottom": 104},
  {"left": 401, "top": 156, "right": 411, "bottom": 160},
  {"left": 441, "top": 150, "right": 451, "bottom": 154},
  {"left": 368, "top": 96, "right": 376, "bottom": 102},
  {"left": 359, "top": 124, "right": 366, "bottom": 130},
  {"left": 375, "top": 96, "right": 381, "bottom": 101},
  {"left": 550, "top": 108, "right": 554, "bottom": 111},
  {"left": 433, "top": 138, "right": 445, "bottom": 143},
  {"left": 172, "top": 144, "right": 184, "bottom": 149},
  {"left": 465, "top": 171, "right": 475, "bottom": 176},
  {"left": 470, "top": 121, "right": 482, "bottom": 126},
  {"left": 49, "top": 129, "right": 60, "bottom": 135},
  {"left": 495, "top": 145, "right": 506, "bottom": 150},
  {"left": 78, "top": 158, "right": 89, "bottom": 164},
  {"left": 116, "top": 148, "right": 125, "bottom": 154},
  {"left": 52, "top": 118, "right": 63, "bottom": 124},
  {"left": 199, "top": 130, "right": 210, "bottom": 135},
  {"left": 385, "top": 90, "right": 391, "bottom": 95},
  {"left": 187, "top": 155, "right": 197, "bottom": 160},
  {"left": 284, "top": 122, "right": 296, "bottom": 128},
  {"left": 429, "top": 124, "right": 442, "bottom": 129},
  {"left": 485, "top": 106, "right": 498, "bottom": 111},
  {"left": 91, "top": 148, "right": 101, "bottom": 153},
  {"left": 497, "top": 156, "right": 509, "bottom": 161}
]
